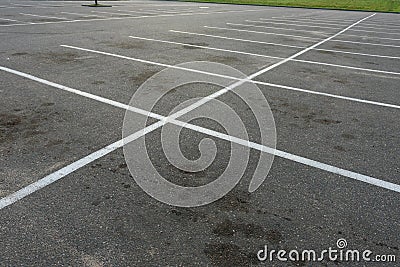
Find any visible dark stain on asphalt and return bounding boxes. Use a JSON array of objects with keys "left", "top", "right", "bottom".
[
  {"left": 168, "top": 208, "right": 205, "bottom": 223},
  {"left": 333, "top": 145, "right": 347, "bottom": 152},
  {"left": 216, "top": 190, "right": 251, "bottom": 212},
  {"left": 206, "top": 55, "right": 239, "bottom": 64},
  {"left": 313, "top": 118, "right": 342, "bottom": 125},
  {"left": 11, "top": 52, "right": 28, "bottom": 56},
  {"left": 333, "top": 44, "right": 351, "bottom": 50},
  {"left": 129, "top": 69, "right": 158, "bottom": 85},
  {"left": 342, "top": 133, "right": 356, "bottom": 140},
  {"left": 0, "top": 104, "right": 69, "bottom": 147},
  {"left": 204, "top": 243, "right": 258, "bottom": 266},
  {"left": 109, "top": 41, "right": 146, "bottom": 50},
  {"left": 213, "top": 219, "right": 280, "bottom": 240},
  {"left": 36, "top": 52, "right": 80, "bottom": 64},
  {"left": 91, "top": 80, "right": 105, "bottom": 85}
]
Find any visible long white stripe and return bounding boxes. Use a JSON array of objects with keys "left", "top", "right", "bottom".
[
  {"left": 128, "top": 35, "right": 400, "bottom": 75},
  {"left": 0, "top": 17, "right": 20, "bottom": 22},
  {"left": 1, "top": 63, "right": 398, "bottom": 210},
  {"left": 61, "top": 44, "right": 400, "bottom": 110},
  {"left": 206, "top": 26, "right": 400, "bottom": 48},
  {"left": 118, "top": 9, "right": 159, "bottom": 15},
  {"left": 206, "top": 25, "right": 319, "bottom": 40},
  {"left": 228, "top": 22, "right": 330, "bottom": 35},
  {"left": 228, "top": 22, "right": 400, "bottom": 42},
  {"left": 248, "top": 19, "right": 400, "bottom": 36},
  {"left": 247, "top": 19, "right": 342, "bottom": 30},
  {"left": 20, "top": 13, "right": 69, "bottom": 20},
  {"left": 261, "top": 17, "right": 400, "bottom": 31},
  {"left": 170, "top": 30, "right": 400, "bottom": 60},
  {"left": 91, "top": 10, "right": 137, "bottom": 16},
  {"left": 60, "top": 12, "right": 107, "bottom": 18},
  {"left": 170, "top": 30, "right": 304, "bottom": 48}
]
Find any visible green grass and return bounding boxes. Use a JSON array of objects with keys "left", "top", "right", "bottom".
[{"left": 181, "top": 0, "right": 400, "bottom": 12}]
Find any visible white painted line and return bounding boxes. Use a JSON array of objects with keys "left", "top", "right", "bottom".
[
  {"left": 128, "top": 35, "right": 285, "bottom": 58},
  {"left": 61, "top": 44, "right": 400, "bottom": 110},
  {"left": 10, "top": 3, "right": 33, "bottom": 7},
  {"left": 0, "top": 9, "right": 265, "bottom": 27},
  {"left": 205, "top": 26, "right": 318, "bottom": 41},
  {"left": 206, "top": 26, "right": 400, "bottom": 48},
  {"left": 1, "top": 63, "right": 399, "bottom": 209},
  {"left": 270, "top": 11, "right": 323, "bottom": 19},
  {"left": 227, "top": 22, "right": 330, "bottom": 35},
  {"left": 333, "top": 39, "right": 400, "bottom": 48},
  {"left": 289, "top": 16, "right": 358, "bottom": 23},
  {"left": 342, "top": 33, "right": 400, "bottom": 42},
  {"left": 170, "top": 30, "right": 400, "bottom": 60},
  {"left": 118, "top": 9, "right": 159, "bottom": 15},
  {"left": 60, "top": 12, "right": 107, "bottom": 18},
  {"left": 228, "top": 22, "right": 400, "bottom": 42},
  {"left": 91, "top": 10, "right": 135, "bottom": 17},
  {"left": 128, "top": 35, "right": 400, "bottom": 76},
  {"left": 260, "top": 18, "right": 359, "bottom": 27},
  {"left": 271, "top": 16, "right": 400, "bottom": 29},
  {"left": 20, "top": 13, "right": 69, "bottom": 20},
  {"left": 251, "top": 19, "right": 400, "bottom": 35},
  {"left": 247, "top": 19, "right": 342, "bottom": 30},
  {"left": 365, "top": 19, "right": 400, "bottom": 26},
  {"left": 0, "top": 138, "right": 124, "bottom": 209},
  {"left": 140, "top": 8, "right": 185, "bottom": 14},
  {"left": 0, "top": 17, "right": 26, "bottom": 23},
  {"left": 170, "top": 29, "right": 304, "bottom": 48}
]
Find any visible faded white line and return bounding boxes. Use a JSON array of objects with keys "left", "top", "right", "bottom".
[
  {"left": 62, "top": 44, "right": 400, "bottom": 109},
  {"left": 0, "top": 17, "right": 28, "bottom": 23},
  {"left": 205, "top": 25, "right": 318, "bottom": 41},
  {"left": 60, "top": 11, "right": 107, "bottom": 18},
  {"left": 170, "top": 29, "right": 304, "bottom": 48},
  {"left": 206, "top": 26, "right": 400, "bottom": 48},
  {"left": 118, "top": 9, "right": 159, "bottom": 15},
  {"left": 170, "top": 30, "right": 400, "bottom": 60},
  {"left": 228, "top": 22, "right": 400, "bottom": 42},
  {"left": 129, "top": 35, "right": 400, "bottom": 76},
  {"left": 228, "top": 22, "right": 330, "bottom": 35},
  {"left": 271, "top": 16, "right": 400, "bottom": 29},
  {"left": 249, "top": 19, "right": 400, "bottom": 35},
  {"left": 91, "top": 10, "right": 137, "bottom": 16},
  {"left": 20, "top": 13, "right": 69, "bottom": 20},
  {"left": 247, "top": 19, "right": 342, "bottom": 30}
]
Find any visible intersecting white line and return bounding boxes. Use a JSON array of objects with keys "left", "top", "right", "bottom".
[
  {"left": 205, "top": 26, "right": 400, "bottom": 48},
  {"left": 169, "top": 30, "right": 400, "bottom": 60},
  {"left": 246, "top": 19, "right": 400, "bottom": 37},
  {"left": 128, "top": 35, "right": 400, "bottom": 75},
  {"left": 4, "top": 13, "right": 398, "bottom": 211},
  {"left": 226, "top": 22, "right": 400, "bottom": 42},
  {"left": 61, "top": 44, "right": 400, "bottom": 110}
]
